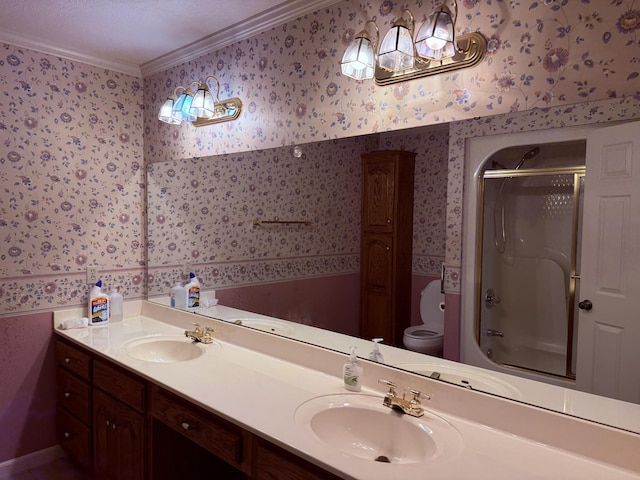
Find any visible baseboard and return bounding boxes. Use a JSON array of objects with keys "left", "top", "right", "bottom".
[{"left": 0, "top": 445, "right": 65, "bottom": 479}]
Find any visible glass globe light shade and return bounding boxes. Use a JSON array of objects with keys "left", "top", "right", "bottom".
[
  {"left": 378, "top": 18, "right": 415, "bottom": 72},
  {"left": 158, "top": 97, "right": 181, "bottom": 124},
  {"left": 341, "top": 34, "right": 376, "bottom": 80},
  {"left": 415, "top": 7, "right": 456, "bottom": 61}
]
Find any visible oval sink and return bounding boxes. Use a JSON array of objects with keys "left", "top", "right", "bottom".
[
  {"left": 395, "top": 363, "right": 522, "bottom": 400},
  {"left": 123, "top": 335, "right": 215, "bottom": 363},
  {"left": 294, "top": 394, "right": 463, "bottom": 464},
  {"left": 229, "top": 318, "right": 294, "bottom": 336}
]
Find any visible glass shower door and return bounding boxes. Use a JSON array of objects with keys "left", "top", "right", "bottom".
[{"left": 477, "top": 169, "right": 584, "bottom": 378}]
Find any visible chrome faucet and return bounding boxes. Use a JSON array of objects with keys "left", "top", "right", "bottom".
[
  {"left": 185, "top": 323, "right": 215, "bottom": 344},
  {"left": 378, "top": 380, "right": 429, "bottom": 418}
]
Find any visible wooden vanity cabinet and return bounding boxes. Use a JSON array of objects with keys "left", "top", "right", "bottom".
[
  {"left": 360, "top": 151, "right": 416, "bottom": 346},
  {"left": 56, "top": 341, "right": 92, "bottom": 469},
  {"left": 92, "top": 359, "right": 146, "bottom": 480},
  {"left": 56, "top": 337, "right": 348, "bottom": 480}
]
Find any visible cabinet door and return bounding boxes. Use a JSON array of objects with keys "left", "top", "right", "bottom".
[
  {"left": 360, "top": 235, "right": 394, "bottom": 341},
  {"left": 93, "top": 390, "right": 112, "bottom": 478},
  {"left": 115, "top": 399, "right": 145, "bottom": 480},
  {"left": 93, "top": 389, "right": 144, "bottom": 480},
  {"left": 362, "top": 158, "right": 396, "bottom": 233}
]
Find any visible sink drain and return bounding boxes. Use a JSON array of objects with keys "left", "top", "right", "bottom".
[{"left": 374, "top": 455, "right": 391, "bottom": 463}]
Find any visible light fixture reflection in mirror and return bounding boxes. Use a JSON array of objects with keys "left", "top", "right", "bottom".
[{"left": 159, "top": 76, "right": 242, "bottom": 127}]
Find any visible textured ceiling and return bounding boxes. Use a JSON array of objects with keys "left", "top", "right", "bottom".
[{"left": 0, "top": 0, "right": 339, "bottom": 77}]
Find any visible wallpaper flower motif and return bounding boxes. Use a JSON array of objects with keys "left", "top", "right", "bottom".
[
  {"left": 0, "top": 44, "right": 145, "bottom": 314},
  {"left": 144, "top": 0, "right": 640, "bottom": 161}
]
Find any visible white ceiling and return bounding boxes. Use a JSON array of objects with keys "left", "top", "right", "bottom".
[{"left": 0, "top": 0, "right": 340, "bottom": 77}]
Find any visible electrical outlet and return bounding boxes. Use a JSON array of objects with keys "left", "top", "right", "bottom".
[
  {"left": 183, "top": 261, "right": 193, "bottom": 276},
  {"left": 87, "top": 266, "right": 99, "bottom": 284}
]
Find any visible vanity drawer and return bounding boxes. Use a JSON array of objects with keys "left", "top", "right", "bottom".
[
  {"left": 93, "top": 359, "right": 145, "bottom": 412},
  {"left": 57, "top": 368, "right": 91, "bottom": 424},
  {"left": 57, "top": 406, "right": 92, "bottom": 469},
  {"left": 152, "top": 387, "right": 246, "bottom": 471},
  {"left": 56, "top": 340, "right": 91, "bottom": 380}
]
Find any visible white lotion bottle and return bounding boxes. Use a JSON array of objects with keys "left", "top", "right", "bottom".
[
  {"left": 109, "top": 288, "right": 124, "bottom": 322},
  {"left": 88, "top": 280, "right": 109, "bottom": 325},
  {"left": 171, "top": 281, "right": 186, "bottom": 309},
  {"left": 343, "top": 346, "right": 363, "bottom": 392}
]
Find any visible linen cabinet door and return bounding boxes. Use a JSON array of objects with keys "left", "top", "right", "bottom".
[{"left": 360, "top": 234, "right": 394, "bottom": 341}]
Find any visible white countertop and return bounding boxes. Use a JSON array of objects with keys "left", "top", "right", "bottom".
[{"left": 54, "top": 302, "right": 640, "bottom": 479}]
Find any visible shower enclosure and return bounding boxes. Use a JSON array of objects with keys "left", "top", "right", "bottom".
[{"left": 476, "top": 141, "right": 586, "bottom": 379}]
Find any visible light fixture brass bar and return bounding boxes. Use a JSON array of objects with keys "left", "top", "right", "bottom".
[
  {"left": 192, "top": 97, "right": 243, "bottom": 127},
  {"left": 374, "top": 32, "right": 487, "bottom": 86}
]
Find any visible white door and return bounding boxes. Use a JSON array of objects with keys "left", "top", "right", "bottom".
[{"left": 576, "top": 121, "right": 640, "bottom": 402}]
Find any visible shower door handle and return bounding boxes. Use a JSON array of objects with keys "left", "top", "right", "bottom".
[{"left": 578, "top": 299, "right": 593, "bottom": 311}]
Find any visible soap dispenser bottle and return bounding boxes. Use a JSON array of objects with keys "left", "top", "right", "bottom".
[
  {"left": 368, "top": 338, "right": 385, "bottom": 363},
  {"left": 343, "top": 346, "right": 363, "bottom": 392}
]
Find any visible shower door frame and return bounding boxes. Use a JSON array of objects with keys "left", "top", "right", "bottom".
[{"left": 475, "top": 166, "right": 585, "bottom": 380}]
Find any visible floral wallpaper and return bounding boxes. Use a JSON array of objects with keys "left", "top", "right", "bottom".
[
  {"left": 2, "top": 0, "right": 640, "bottom": 316},
  {"left": 144, "top": 0, "right": 640, "bottom": 161},
  {"left": 0, "top": 44, "right": 145, "bottom": 315},
  {"left": 147, "top": 127, "right": 449, "bottom": 296}
]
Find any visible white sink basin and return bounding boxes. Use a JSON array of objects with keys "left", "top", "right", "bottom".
[
  {"left": 294, "top": 394, "right": 463, "bottom": 464},
  {"left": 229, "top": 317, "right": 294, "bottom": 335},
  {"left": 123, "top": 335, "right": 215, "bottom": 363},
  {"left": 395, "top": 363, "right": 522, "bottom": 400}
]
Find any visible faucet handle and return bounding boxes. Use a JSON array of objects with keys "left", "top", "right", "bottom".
[
  {"left": 378, "top": 379, "right": 397, "bottom": 395},
  {"left": 192, "top": 322, "right": 202, "bottom": 332},
  {"left": 409, "top": 389, "right": 431, "bottom": 403}
]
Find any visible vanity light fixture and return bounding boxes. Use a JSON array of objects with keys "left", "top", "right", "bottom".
[
  {"left": 340, "top": 0, "right": 487, "bottom": 86},
  {"left": 158, "top": 75, "right": 243, "bottom": 127}
]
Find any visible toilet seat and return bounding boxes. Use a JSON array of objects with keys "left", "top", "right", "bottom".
[
  {"left": 404, "top": 326, "right": 443, "bottom": 339},
  {"left": 403, "top": 280, "right": 445, "bottom": 356}
]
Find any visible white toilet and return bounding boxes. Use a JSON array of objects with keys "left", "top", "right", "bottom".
[{"left": 403, "top": 280, "right": 445, "bottom": 357}]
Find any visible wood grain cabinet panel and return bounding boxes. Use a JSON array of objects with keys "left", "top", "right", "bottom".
[
  {"left": 93, "top": 388, "right": 145, "bottom": 480},
  {"left": 56, "top": 340, "right": 92, "bottom": 469},
  {"left": 360, "top": 151, "right": 415, "bottom": 346},
  {"left": 253, "top": 439, "right": 343, "bottom": 480},
  {"left": 151, "top": 386, "right": 248, "bottom": 473}
]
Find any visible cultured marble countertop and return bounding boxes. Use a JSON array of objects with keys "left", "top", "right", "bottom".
[{"left": 54, "top": 301, "right": 640, "bottom": 480}]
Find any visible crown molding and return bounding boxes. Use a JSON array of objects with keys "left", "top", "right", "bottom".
[
  {"left": 0, "top": 0, "right": 340, "bottom": 79},
  {"left": 0, "top": 29, "right": 142, "bottom": 77},
  {"left": 140, "top": 0, "right": 342, "bottom": 77}
]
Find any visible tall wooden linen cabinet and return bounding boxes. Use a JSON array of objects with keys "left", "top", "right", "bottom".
[{"left": 360, "top": 150, "right": 416, "bottom": 346}]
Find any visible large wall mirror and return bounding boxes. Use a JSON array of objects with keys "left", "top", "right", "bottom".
[{"left": 146, "top": 108, "right": 640, "bottom": 435}]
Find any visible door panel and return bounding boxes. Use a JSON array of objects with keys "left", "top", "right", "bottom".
[{"left": 577, "top": 121, "right": 640, "bottom": 402}]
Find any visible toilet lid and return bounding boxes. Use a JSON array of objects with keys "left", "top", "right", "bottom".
[{"left": 419, "top": 279, "right": 445, "bottom": 333}]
